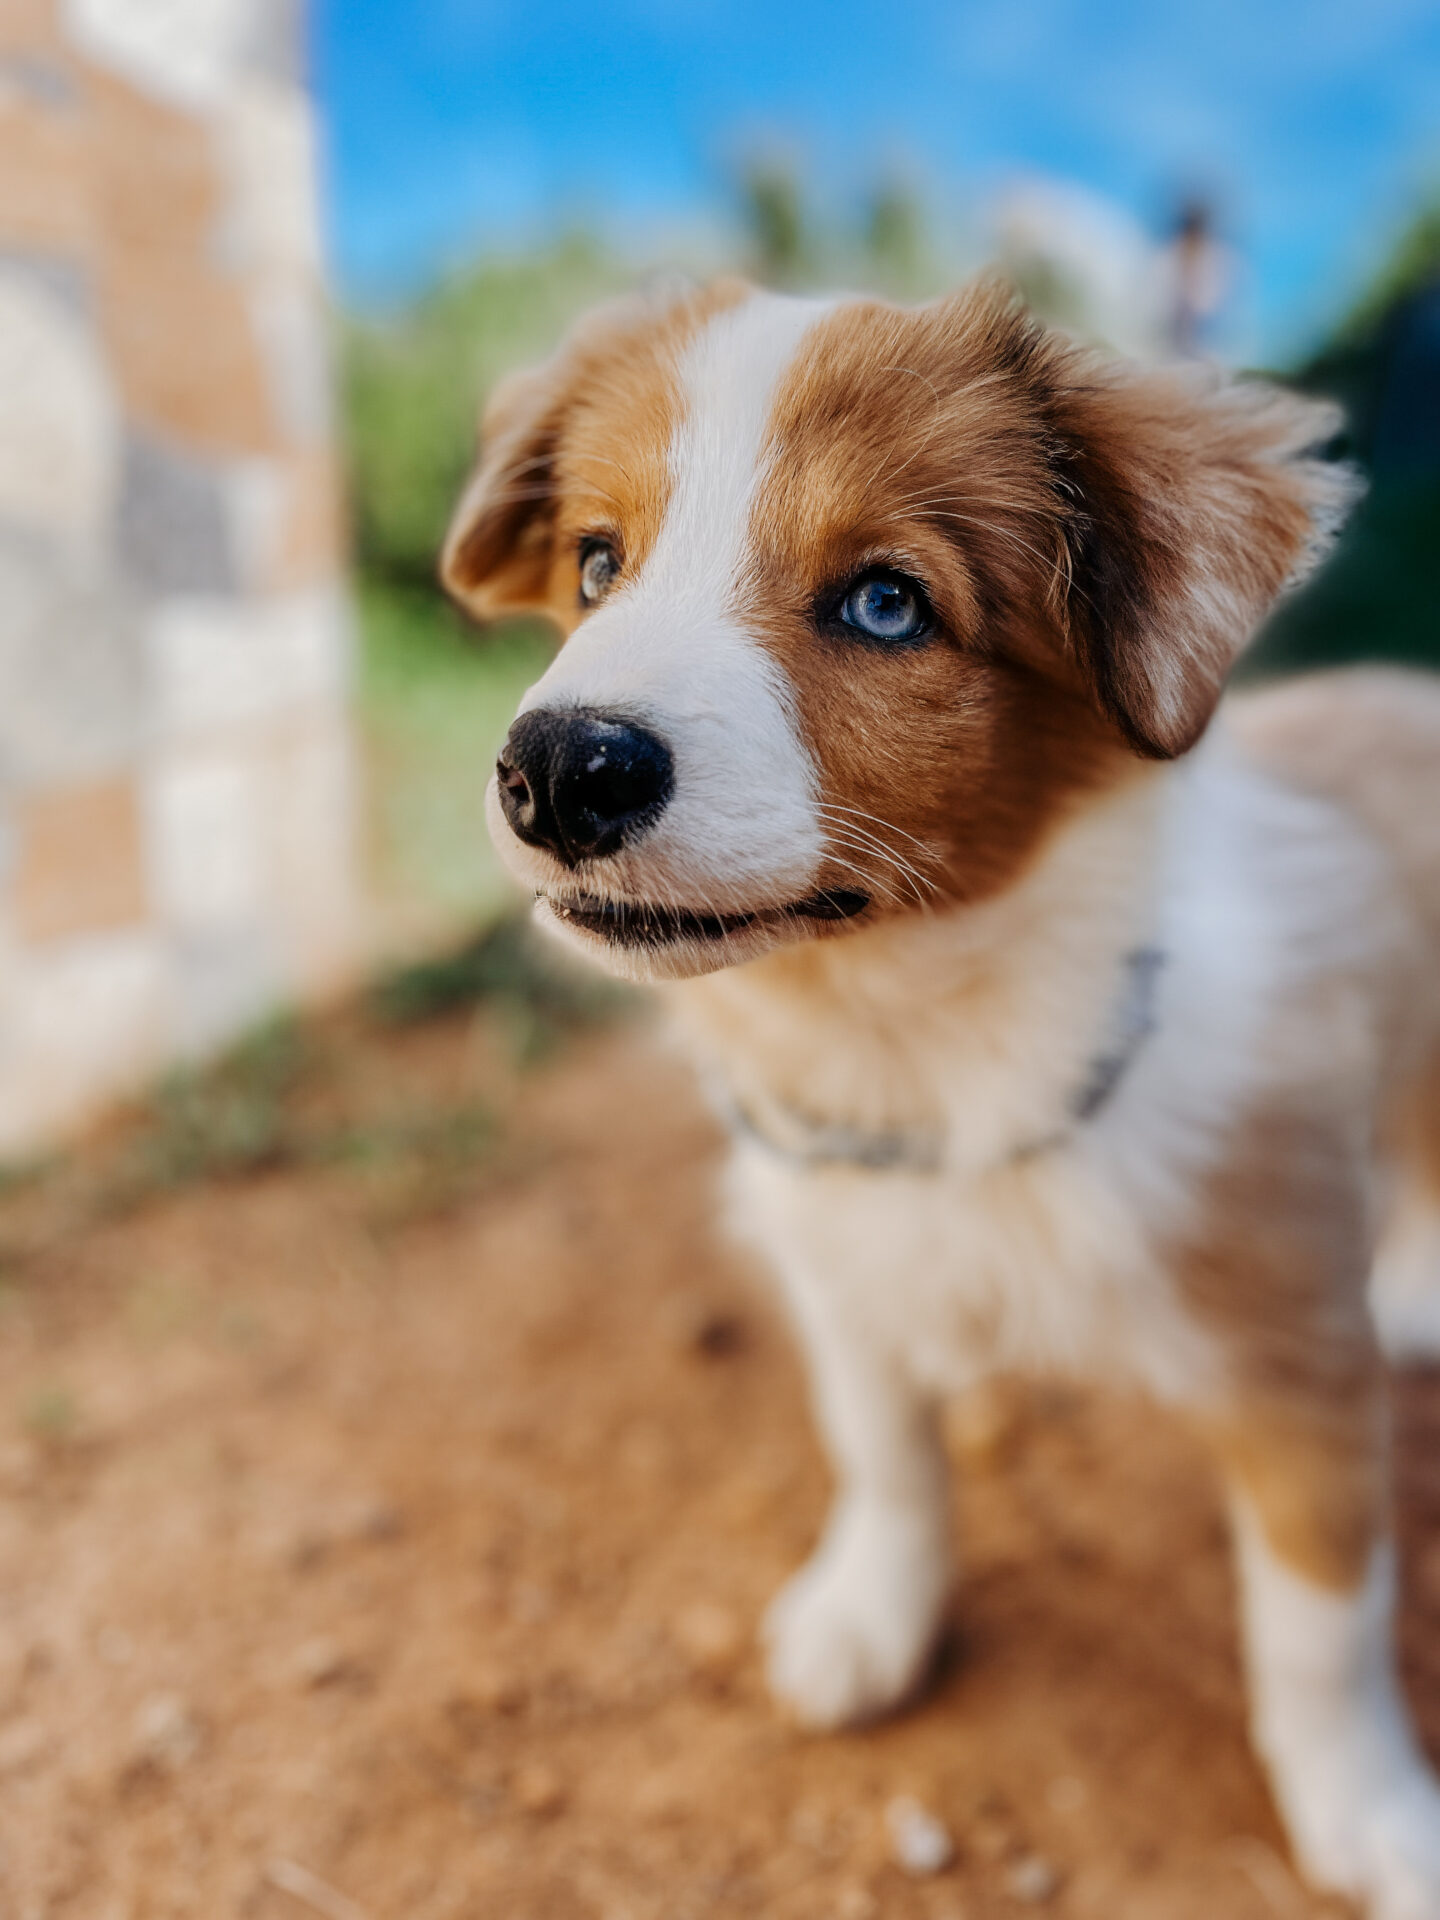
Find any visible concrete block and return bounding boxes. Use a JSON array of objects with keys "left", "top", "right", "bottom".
[
  {"left": 0, "top": 265, "right": 116, "bottom": 540},
  {"left": 262, "top": 712, "right": 359, "bottom": 987},
  {"left": 13, "top": 775, "right": 146, "bottom": 941},
  {"left": 248, "top": 276, "right": 331, "bottom": 444},
  {"left": 143, "top": 748, "right": 264, "bottom": 934},
  {"left": 0, "top": 68, "right": 91, "bottom": 255},
  {"left": 271, "top": 445, "right": 344, "bottom": 587},
  {"left": 117, "top": 425, "right": 237, "bottom": 594},
  {"left": 90, "top": 70, "right": 278, "bottom": 454},
  {"left": 0, "top": 528, "right": 147, "bottom": 787},
  {"left": 145, "top": 588, "right": 348, "bottom": 740},
  {"left": 217, "top": 76, "right": 321, "bottom": 281},
  {"left": 235, "top": 0, "right": 302, "bottom": 85},
  {"left": 63, "top": 0, "right": 248, "bottom": 109},
  {"left": 0, "top": 926, "right": 168, "bottom": 1151},
  {"left": 0, "top": 2, "right": 66, "bottom": 60},
  {"left": 171, "top": 925, "right": 279, "bottom": 1053}
]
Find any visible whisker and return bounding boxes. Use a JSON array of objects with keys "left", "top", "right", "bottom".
[
  {"left": 816, "top": 801, "right": 938, "bottom": 856},
  {"left": 817, "top": 823, "right": 936, "bottom": 907},
  {"left": 814, "top": 805, "right": 942, "bottom": 882}
]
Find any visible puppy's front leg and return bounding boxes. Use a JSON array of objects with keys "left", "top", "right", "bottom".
[
  {"left": 765, "top": 1279, "right": 952, "bottom": 1729},
  {"left": 1214, "top": 1396, "right": 1440, "bottom": 1920}
]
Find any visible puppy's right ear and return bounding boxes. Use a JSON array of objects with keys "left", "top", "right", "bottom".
[
  {"left": 440, "top": 285, "right": 703, "bottom": 619},
  {"left": 440, "top": 353, "right": 567, "bottom": 617}
]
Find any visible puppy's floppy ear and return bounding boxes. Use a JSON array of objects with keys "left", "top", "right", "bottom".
[
  {"left": 440, "top": 356, "right": 568, "bottom": 617},
  {"left": 440, "top": 291, "right": 663, "bottom": 618},
  {"left": 1042, "top": 359, "right": 1358, "bottom": 758}
]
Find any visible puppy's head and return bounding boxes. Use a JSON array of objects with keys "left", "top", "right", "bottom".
[{"left": 443, "top": 279, "right": 1351, "bottom": 982}]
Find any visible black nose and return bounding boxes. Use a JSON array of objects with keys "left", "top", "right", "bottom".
[{"left": 496, "top": 708, "right": 674, "bottom": 865}]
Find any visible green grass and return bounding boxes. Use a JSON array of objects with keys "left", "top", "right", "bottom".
[{"left": 357, "top": 584, "right": 554, "bottom": 930}]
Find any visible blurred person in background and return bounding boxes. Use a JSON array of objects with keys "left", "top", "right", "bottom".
[{"left": 1158, "top": 195, "right": 1234, "bottom": 358}]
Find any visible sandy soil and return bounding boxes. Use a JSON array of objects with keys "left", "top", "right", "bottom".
[{"left": 1, "top": 993, "right": 1438, "bottom": 1920}]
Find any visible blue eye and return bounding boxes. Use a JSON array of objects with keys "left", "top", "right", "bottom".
[{"left": 839, "top": 571, "right": 929, "bottom": 645}]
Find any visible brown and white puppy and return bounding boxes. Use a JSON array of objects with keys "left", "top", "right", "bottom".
[{"left": 443, "top": 278, "right": 1440, "bottom": 1917}]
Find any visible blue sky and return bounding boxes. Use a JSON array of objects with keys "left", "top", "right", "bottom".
[{"left": 313, "top": 0, "right": 1440, "bottom": 361}]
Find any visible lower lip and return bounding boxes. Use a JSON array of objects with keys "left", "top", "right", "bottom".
[{"left": 547, "top": 888, "right": 870, "bottom": 947}]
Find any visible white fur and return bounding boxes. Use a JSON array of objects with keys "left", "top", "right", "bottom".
[
  {"left": 491, "top": 293, "right": 836, "bottom": 971},
  {"left": 1233, "top": 1501, "right": 1440, "bottom": 1918},
  {"left": 763, "top": 1291, "right": 953, "bottom": 1727},
  {"left": 1373, "top": 1185, "right": 1440, "bottom": 1359},
  {"left": 693, "top": 739, "right": 1400, "bottom": 1405}
]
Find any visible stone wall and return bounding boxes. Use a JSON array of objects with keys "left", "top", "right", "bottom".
[{"left": 0, "top": 0, "right": 359, "bottom": 1153}]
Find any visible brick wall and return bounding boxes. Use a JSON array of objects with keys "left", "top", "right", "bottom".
[{"left": 0, "top": 0, "right": 359, "bottom": 1153}]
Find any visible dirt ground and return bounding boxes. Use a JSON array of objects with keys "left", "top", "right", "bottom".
[{"left": 3, "top": 980, "right": 1440, "bottom": 1920}]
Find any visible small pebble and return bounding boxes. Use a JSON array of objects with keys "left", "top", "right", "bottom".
[
  {"left": 630, "top": 1768, "right": 689, "bottom": 1821},
  {"left": 671, "top": 1601, "right": 743, "bottom": 1674},
  {"left": 1006, "top": 1854, "right": 1060, "bottom": 1903},
  {"left": 355, "top": 1499, "right": 404, "bottom": 1541},
  {"left": 885, "top": 1795, "right": 955, "bottom": 1876},
  {"left": 968, "top": 1806, "right": 1014, "bottom": 1862},
  {"left": 0, "top": 1719, "right": 47, "bottom": 1774},
  {"left": 1046, "top": 1774, "right": 1086, "bottom": 1815},
  {"left": 133, "top": 1692, "right": 203, "bottom": 1769},
  {"left": 834, "top": 1886, "right": 879, "bottom": 1920},
  {"left": 291, "top": 1636, "right": 352, "bottom": 1688},
  {"left": 512, "top": 1760, "right": 565, "bottom": 1816},
  {"left": 466, "top": 1665, "right": 527, "bottom": 1716},
  {"left": 96, "top": 1625, "right": 134, "bottom": 1668}
]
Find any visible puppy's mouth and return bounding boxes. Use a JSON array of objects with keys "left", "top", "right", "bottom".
[{"left": 545, "top": 886, "right": 870, "bottom": 948}]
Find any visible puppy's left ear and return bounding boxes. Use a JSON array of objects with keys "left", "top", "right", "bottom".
[{"left": 1045, "top": 363, "right": 1357, "bottom": 758}]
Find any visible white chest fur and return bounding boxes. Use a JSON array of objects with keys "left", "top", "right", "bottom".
[
  {"left": 726, "top": 1127, "right": 1218, "bottom": 1401},
  {"left": 670, "top": 735, "right": 1417, "bottom": 1410}
]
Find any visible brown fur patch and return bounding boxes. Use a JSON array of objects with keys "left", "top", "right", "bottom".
[
  {"left": 441, "top": 281, "right": 748, "bottom": 624},
  {"left": 742, "top": 289, "right": 1132, "bottom": 917},
  {"left": 721, "top": 281, "right": 1347, "bottom": 923},
  {"left": 1174, "top": 1100, "right": 1386, "bottom": 1591}
]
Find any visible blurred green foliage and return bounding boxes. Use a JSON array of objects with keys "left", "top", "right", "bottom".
[
  {"left": 372, "top": 911, "right": 630, "bottom": 1060},
  {"left": 1247, "top": 476, "right": 1440, "bottom": 677},
  {"left": 127, "top": 1015, "right": 312, "bottom": 1189},
  {"left": 740, "top": 163, "right": 811, "bottom": 287},
  {"left": 358, "top": 584, "right": 551, "bottom": 923},
  {"left": 0, "top": 913, "right": 630, "bottom": 1255},
  {"left": 1247, "top": 203, "right": 1440, "bottom": 680}
]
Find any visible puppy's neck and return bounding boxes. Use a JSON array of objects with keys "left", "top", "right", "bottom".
[{"left": 668, "top": 762, "right": 1175, "bottom": 1175}]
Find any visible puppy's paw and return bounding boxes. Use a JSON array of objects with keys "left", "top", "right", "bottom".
[
  {"left": 1356, "top": 1772, "right": 1440, "bottom": 1920},
  {"left": 763, "top": 1499, "right": 950, "bottom": 1730},
  {"left": 1288, "top": 1762, "right": 1440, "bottom": 1920}
]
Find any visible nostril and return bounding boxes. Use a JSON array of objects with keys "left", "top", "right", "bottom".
[
  {"left": 496, "top": 707, "right": 673, "bottom": 865},
  {"left": 497, "top": 758, "right": 530, "bottom": 804}
]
